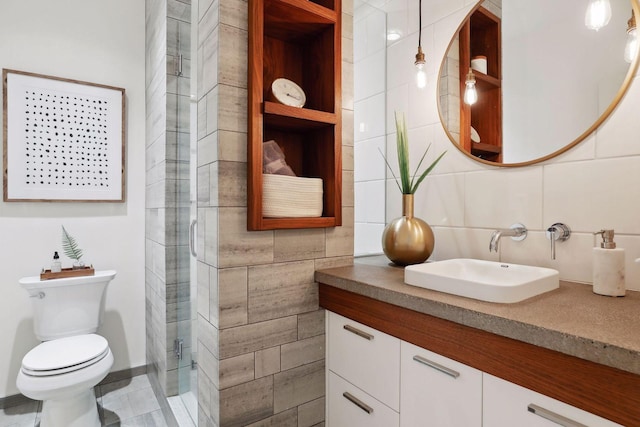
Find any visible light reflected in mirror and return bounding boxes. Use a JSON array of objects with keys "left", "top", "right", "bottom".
[{"left": 438, "top": 0, "right": 640, "bottom": 166}]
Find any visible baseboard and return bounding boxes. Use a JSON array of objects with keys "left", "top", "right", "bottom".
[
  {"left": 0, "top": 393, "right": 37, "bottom": 410},
  {"left": 99, "top": 364, "right": 147, "bottom": 386}
]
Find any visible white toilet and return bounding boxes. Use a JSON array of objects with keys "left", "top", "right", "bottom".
[{"left": 16, "top": 270, "right": 116, "bottom": 427}]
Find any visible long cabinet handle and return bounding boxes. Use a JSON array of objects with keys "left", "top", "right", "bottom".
[
  {"left": 343, "top": 324, "right": 374, "bottom": 341},
  {"left": 413, "top": 355, "right": 460, "bottom": 379},
  {"left": 527, "top": 404, "right": 588, "bottom": 427},
  {"left": 343, "top": 392, "right": 374, "bottom": 414}
]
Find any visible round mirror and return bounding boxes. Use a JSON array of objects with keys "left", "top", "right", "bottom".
[{"left": 438, "top": 0, "right": 640, "bottom": 166}]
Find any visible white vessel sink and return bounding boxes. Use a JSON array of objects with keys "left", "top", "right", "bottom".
[{"left": 404, "top": 259, "right": 559, "bottom": 303}]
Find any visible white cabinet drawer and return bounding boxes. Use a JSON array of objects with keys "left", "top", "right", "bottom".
[
  {"left": 483, "top": 373, "right": 623, "bottom": 427},
  {"left": 327, "top": 371, "right": 399, "bottom": 427},
  {"left": 327, "top": 311, "right": 400, "bottom": 410},
  {"left": 400, "top": 341, "right": 482, "bottom": 427}
]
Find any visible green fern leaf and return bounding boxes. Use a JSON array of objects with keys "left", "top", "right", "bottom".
[{"left": 61, "top": 225, "right": 83, "bottom": 261}]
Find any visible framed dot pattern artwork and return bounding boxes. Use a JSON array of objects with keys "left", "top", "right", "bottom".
[{"left": 3, "top": 69, "right": 125, "bottom": 202}]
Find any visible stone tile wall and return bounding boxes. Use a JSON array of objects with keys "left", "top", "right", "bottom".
[{"left": 195, "top": 0, "right": 354, "bottom": 425}]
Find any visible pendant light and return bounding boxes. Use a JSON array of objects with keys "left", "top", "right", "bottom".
[
  {"left": 585, "top": 0, "right": 612, "bottom": 31},
  {"left": 414, "top": 0, "right": 427, "bottom": 89},
  {"left": 625, "top": 9, "right": 637, "bottom": 63},
  {"left": 463, "top": 68, "right": 477, "bottom": 105}
]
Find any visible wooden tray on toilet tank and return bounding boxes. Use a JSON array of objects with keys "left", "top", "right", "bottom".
[{"left": 40, "top": 266, "right": 95, "bottom": 280}]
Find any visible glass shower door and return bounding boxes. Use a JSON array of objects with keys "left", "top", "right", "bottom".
[{"left": 174, "top": 1, "right": 198, "bottom": 424}]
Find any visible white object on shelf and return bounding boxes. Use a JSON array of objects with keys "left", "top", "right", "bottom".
[
  {"left": 270, "top": 78, "right": 306, "bottom": 108},
  {"left": 470, "top": 126, "right": 481, "bottom": 143},
  {"left": 262, "top": 174, "right": 323, "bottom": 218},
  {"left": 471, "top": 56, "right": 487, "bottom": 74}
]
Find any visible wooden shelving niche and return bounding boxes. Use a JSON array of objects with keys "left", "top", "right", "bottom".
[
  {"left": 248, "top": 0, "right": 342, "bottom": 230},
  {"left": 459, "top": 6, "right": 502, "bottom": 162}
]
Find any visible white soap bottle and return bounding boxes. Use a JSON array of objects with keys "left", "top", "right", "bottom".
[
  {"left": 592, "top": 230, "right": 625, "bottom": 297},
  {"left": 51, "top": 251, "right": 62, "bottom": 273}
]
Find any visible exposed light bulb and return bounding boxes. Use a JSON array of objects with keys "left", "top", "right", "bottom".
[
  {"left": 415, "top": 46, "right": 427, "bottom": 89},
  {"left": 625, "top": 28, "right": 638, "bottom": 63},
  {"left": 414, "top": 0, "right": 426, "bottom": 89},
  {"left": 464, "top": 68, "right": 477, "bottom": 105},
  {"left": 585, "top": 0, "right": 612, "bottom": 31},
  {"left": 415, "top": 63, "right": 427, "bottom": 89},
  {"left": 625, "top": 11, "right": 637, "bottom": 63}
]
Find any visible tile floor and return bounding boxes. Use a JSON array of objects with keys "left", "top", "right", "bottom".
[{"left": 0, "top": 374, "right": 173, "bottom": 427}]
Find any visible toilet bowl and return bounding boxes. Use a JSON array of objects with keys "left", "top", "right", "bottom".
[
  {"left": 16, "top": 270, "right": 116, "bottom": 427},
  {"left": 17, "top": 334, "right": 113, "bottom": 427}
]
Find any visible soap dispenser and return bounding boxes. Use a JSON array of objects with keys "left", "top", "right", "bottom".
[
  {"left": 593, "top": 230, "right": 625, "bottom": 297},
  {"left": 51, "top": 251, "right": 62, "bottom": 273}
]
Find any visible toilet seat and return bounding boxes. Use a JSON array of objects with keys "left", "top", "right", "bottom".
[{"left": 21, "top": 334, "right": 109, "bottom": 377}]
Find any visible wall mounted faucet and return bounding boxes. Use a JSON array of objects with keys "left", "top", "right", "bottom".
[
  {"left": 546, "top": 223, "right": 571, "bottom": 259},
  {"left": 489, "top": 223, "right": 527, "bottom": 252}
]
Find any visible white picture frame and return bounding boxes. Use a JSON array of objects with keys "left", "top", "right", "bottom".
[{"left": 3, "top": 69, "right": 125, "bottom": 202}]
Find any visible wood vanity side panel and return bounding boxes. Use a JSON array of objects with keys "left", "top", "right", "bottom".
[{"left": 319, "top": 284, "right": 640, "bottom": 426}]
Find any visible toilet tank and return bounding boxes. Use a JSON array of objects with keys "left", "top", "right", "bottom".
[{"left": 19, "top": 270, "right": 116, "bottom": 341}]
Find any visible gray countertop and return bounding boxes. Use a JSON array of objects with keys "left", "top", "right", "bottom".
[{"left": 315, "top": 256, "right": 640, "bottom": 376}]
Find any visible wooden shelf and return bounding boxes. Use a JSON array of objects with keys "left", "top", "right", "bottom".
[
  {"left": 40, "top": 266, "right": 95, "bottom": 280},
  {"left": 259, "top": 216, "right": 338, "bottom": 230},
  {"left": 459, "top": 6, "right": 502, "bottom": 162},
  {"left": 265, "top": 0, "right": 337, "bottom": 32},
  {"left": 471, "top": 141, "right": 501, "bottom": 157},
  {"left": 474, "top": 70, "right": 500, "bottom": 89},
  {"left": 263, "top": 102, "right": 337, "bottom": 130},
  {"left": 248, "top": 0, "right": 342, "bottom": 231}
]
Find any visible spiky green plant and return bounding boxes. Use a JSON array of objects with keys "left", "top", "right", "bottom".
[
  {"left": 381, "top": 112, "right": 446, "bottom": 194},
  {"left": 61, "top": 225, "right": 83, "bottom": 263}
]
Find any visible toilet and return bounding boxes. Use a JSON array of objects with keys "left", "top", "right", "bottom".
[{"left": 16, "top": 270, "right": 116, "bottom": 427}]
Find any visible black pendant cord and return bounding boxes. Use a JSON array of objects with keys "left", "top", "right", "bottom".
[{"left": 418, "top": 0, "right": 422, "bottom": 48}]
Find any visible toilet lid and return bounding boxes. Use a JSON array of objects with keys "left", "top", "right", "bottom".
[{"left": 22, "top": 334, "right": 110, "bottom": 376}]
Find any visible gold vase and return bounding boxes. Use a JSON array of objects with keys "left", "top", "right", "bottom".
[{"left": 382, "top": 194, "right": 434, "bottom": 266}]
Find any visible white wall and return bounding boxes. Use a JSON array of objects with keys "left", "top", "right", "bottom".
[
  {"left": 357, "top": 0, "right": 640, "bottom": 290},
  {"left": 0, "top": 0, "right": 146, "bottom": 397}
]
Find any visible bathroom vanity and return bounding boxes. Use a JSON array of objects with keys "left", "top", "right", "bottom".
[{"left": 317, "top": 257, "right": 640, "bottom": 426}]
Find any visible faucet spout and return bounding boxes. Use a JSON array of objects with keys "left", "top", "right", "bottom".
[
  {"left": 488, "top": 223, "right": 527, "bottom": 253},
  {"left": 489, "top": 230, "right": 503, "bottom": 252}
]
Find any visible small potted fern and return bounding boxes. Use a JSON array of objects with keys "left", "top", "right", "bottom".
[
  {"left": 381, "top": 112, "right": 446, "bottom": 266},
  {"left": 62, "top": 225, "right": 85, "bottom": 269}
]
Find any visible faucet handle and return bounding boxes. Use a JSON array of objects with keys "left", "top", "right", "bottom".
[
  {"left": 547, "top": 223, "right": 571, "bottom": 241},
  {"left": 546, "top": 223, "right": 571, "bottom": 259}
]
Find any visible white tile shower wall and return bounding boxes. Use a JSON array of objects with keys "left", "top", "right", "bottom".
[
  {"left": 354, "top": 3, "right": 387, "bottom": 256},
  {"left": 354, "top": 93, "right": 386, "bottom": 142},
  {"left": 356, "top": 0, "right": 640, "bottom": 291},
  {"left": 354, "top": 51, "right": 386, "bottom": 100}
]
